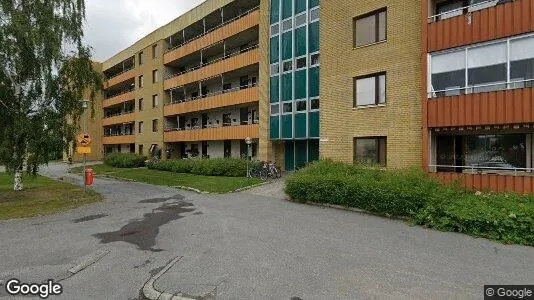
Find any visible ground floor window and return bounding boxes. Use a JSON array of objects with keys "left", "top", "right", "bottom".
[
  {"left": 354, "top": 137, "right": 387, "bottom": 167},
  {"left": 433, "top": 132, "right": 532, "bottom": 173}
]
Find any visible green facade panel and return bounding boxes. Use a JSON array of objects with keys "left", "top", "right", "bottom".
[
  {"left": 270, "top": 37, "right": 279, "bottom": 64},
  {"left": 282, "top": 31, "right": 292, "bottom": 61},
  {"left": 270, "top": 0, "right": 280, "bottom": 24},
  {"left": 295, "top": 140, "right": 308, "bottom": 169},
  {"left": 309, "top": 67, "right": 320, "bottom": 97},
  {"left": 309, "top": 21, "right": 319, "bottom": 53},
  {"left": 270, "top": 116, "right": 280, "bottom": 140},
  {"left": 282, "top": 114, "right": 293, "bottom": 139},
  {"left": 308, "top": 139, "right": 320, "bottom": 162},
  {"left": 281, "top": 73, "right": 293, "bottom": 101},
  {"left": 282, "top": 0, "right": 292, "bottom": 19},
  {"left": 285, "top": 142, "right": 295, "bottom": 171},
  {"left": 309, "top": 111, "right": 319, "bottom": 138},
  {"left": 295, "top": 70, "right": 306, "bottom": 99},
  {"left": 295, "top": 27, "right": 306, "bottom": 57},
  {"left": 309, "top": 0, "right": 319, "bottom": 8},
  {"left": 270, "top": 76, "right": 280, "bottom": 103},
  {"left": 295, "top": 0, "right": 306, "bottom": 14},
  {"left": 294, "top": 113, "right": 307, "bottom": 138}
]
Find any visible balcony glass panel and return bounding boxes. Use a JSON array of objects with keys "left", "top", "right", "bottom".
[
  {"left": 510, "top": 36, "right": 534, "bottom": 89},
  {"left": 467, "top": 43, "right": 507, "bottom": 93}
]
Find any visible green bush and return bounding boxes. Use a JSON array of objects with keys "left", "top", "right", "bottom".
[
  {"left": 147, "top": 158, "right": 248, "bottom": 177},
  {"left": 103, "top": 153, "right": 146, "bottom": 168},
  {"left": 285, "top": 160, "right": 534, "bottom": 246}
]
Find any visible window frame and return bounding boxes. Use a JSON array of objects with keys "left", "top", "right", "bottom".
[
  {"left": 353, "top": 8, "right": 387, "bottom": 48},
  {"left": 138, "top": 121, "right": 144, "bottom": 134},
  {"left": 152, "top": 119, "right": 159, "bottom": 133},
  {"left": 354, "top": 136, "right": 387, "bottom": 167},
  {"left": 354, "top": 72, "right": 387, "bottom": 107},
  {"left": 152, "top": 94, "right": 159, "bottom": 108},
  {"left": 152, "top": 44, "right": 158, "bottom": 59},
  {"left": 152, "top": 69, "right": 158, "bottom": 83},
  {"left": 138, "top": 98, "right": 144, "bottom": 111}
]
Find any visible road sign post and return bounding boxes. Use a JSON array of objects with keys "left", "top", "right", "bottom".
[{"left": 76, "top": 133, "right": 92, "bottom": 187}]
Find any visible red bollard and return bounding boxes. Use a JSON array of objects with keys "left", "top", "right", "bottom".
[{"left": 85, "top": 168, "right": 94, "bottom": 186}]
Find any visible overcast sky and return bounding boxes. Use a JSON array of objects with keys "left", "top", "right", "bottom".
[{"left": 83, "top": 0, "right": 206, "bottom": 62}]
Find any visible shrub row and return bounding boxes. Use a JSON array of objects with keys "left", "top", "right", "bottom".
[
  {"left": 146, "top": 158, "right": 248, "bottom": 177},
  {"left": 285, "top": 160, "right": 534, "bottom": 246},
  {"left": 103, "top": 153, "right": 146, "bottom": 168}
]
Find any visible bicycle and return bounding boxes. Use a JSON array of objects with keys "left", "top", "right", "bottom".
[{"left": 250, "top": 161, "right": 281, "bottom": 180}]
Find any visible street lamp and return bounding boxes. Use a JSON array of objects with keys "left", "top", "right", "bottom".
[{"left": 245, "top": 137, "right": 252, "bottom": 178}]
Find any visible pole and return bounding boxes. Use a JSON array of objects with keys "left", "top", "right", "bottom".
[{"left": 83, "top": 153, "right": 87, "bottom": 188}]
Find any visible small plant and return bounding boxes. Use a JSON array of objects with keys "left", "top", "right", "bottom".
[{"left": 147, "top": 158, "right": 248, "bottom": 177}]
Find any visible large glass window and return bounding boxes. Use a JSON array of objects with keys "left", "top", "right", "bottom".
[
  {"left": 295, "top": 27, "right": 307, "bottom": 57},
  {"left": 282, "top": 73, "right": 293, "bottom": 101},
  {"left": 430, "top": 49, "right": 466, "bottom": 96},
  {"left": 354, "top": 73, "right": 386, "bottom": 106},
  {"left": 271, "top": 0, "right": 280, "bottom": 24},
  {"left": 270, "top": 37, "right": 279, "bottom": 64},
  {"left": 282, "top": 31, "right": 292, "bottom": 60},
  {"left": 467, "top": 43, "right": 507, "bottom": 93},
  {"left": 354, "top": 9, "right": 387, "bottom": 47},
  {"left": 354, "top": 137, "right": 387, "bottom": 166},
  {"left": 309, "top": 67, "right": 319, "bottom": 98},
  {"left": 282, "top": 0, "right": 292, "bottom": 19},
  {"left": 270, "top": 76, "right": 280, "bottom": 103},
  {"left": 510, "top": 36, "right": 534, "bottom": 89},
  {"left": 308, "top": 21, "right": 319, "bottom": 53},
  {"left": 295, "top": 70, "right": 307, "bottom": 99},
  {"left": 295, "top": 0, "right": 306, "bottom": 14}
]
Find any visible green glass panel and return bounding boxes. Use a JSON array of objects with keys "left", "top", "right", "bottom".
[
  {"left": 295, "top": 140, "right": 308, "bottom": 169},
  {"left": 282, "top": 73, "right": 293, "bottom": 101},
  {"left": 282, "top": 114, "right": 293, "bottom": 139},
  {"left": 270, "top": 37, "right": 279, "bottom": 64},
  {"left": 308, "top": 139, "right": 319, "bottom": 162},
  {"left": 270, "top": 76, "right": 279, "bottom": 103},
  {"left": 295, "top": 70, "right": 307, "bottom": 99},
  {"left": 282, "top": 31, "right": 292, "bottom": 60},
  {"left": 295, "top": 27, "right": 306, "bottom": 57},
  {"left": 285, "top": 142, "right": 295, "bottom": 171},
  {"left": 294, "top": 113, "right": 307, "bottom": 138},
  {"left": 270, "top": 116, "right": 280, "bottom": 140},
  {"left": 270, "top": 0, "right": 280, "bottom": 24},
  {"left": 309, "top": 111, "right": 319, "bottom": 138},
  {"left": 309, "top": 21, "right": 319, "bottom": 53},
  {"left": 309, "top": 67, "right": 319, "bottom": 98},
  {"left": 295, "top": 0, "right": 306, "bottom": 14},
  {"left": 282, "top": 0, "right": 292, "bottom": 19},
  {"left": 309, "top": 0, "right": 319, "bottom": 8}
]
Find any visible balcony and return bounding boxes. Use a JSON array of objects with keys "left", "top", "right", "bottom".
[
  {"left": 164, "top": 124, "right": 259, "bottom": 142},
  {"left": 103, "top": 89, "right": 135, "bottom": 108},
  {"left": 164, "top": 6, "right": 259, "bottom": 65},
  {"left": 165, "top": 85, "right": 258, "bottom": 116},
  {"left": 432, "top": 172, "right": 534, "bottom": 194},
  {"left": 105, "top": 68, "right": 136, "bottom": 89},
  {"left": 102, "top": 134, "right": 136, "bottom": 145},
  {"left": 102, "top": 111, "right": 136, "bottom": 127},
  {"left": 164, "top": 45, "right": 259, "bottom": 90},
  {"left": 427, "top": 0, "right": 534, "bottom": 52}
]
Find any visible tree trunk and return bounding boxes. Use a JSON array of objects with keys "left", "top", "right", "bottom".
[{"left": 13, "top": 170, "right": 23, "bottom": 191}]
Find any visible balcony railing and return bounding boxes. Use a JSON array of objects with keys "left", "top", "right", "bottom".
[
  {"left": 105, "top": 88, "right": 135, "bottom": 99},
  {"left": 429, "top": 164, "right": 534, "bottom": 176},
  {"left": 104, "top": 111, "right": 134, "bottom": 119},
  {"left": 104, "top": 133, "right": 135, "bottom": 137},
  {"left": 428, "top": 79, "right": 534, "bottom": 98},
  {"left": 166, "top": 6, "right": 260, "bottom": 52},
  {"left": 427, "top": 0, "right": 498, "bottom": 23},
  {"left": 164, "top": 120, "right": 259, "bottom": 132},
  {"left": 167, "top": 83, "right": 257, "bottom": 105},
  {"left": 105, "top": 66, "right": 135, "bottom": 81},
  {"left": 165, "top": 44, "right": 259, "bottom": 80}
]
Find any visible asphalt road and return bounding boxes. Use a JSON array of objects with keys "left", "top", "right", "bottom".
[{"left": 0, "top": 163, "right": 532, "bottom": 299}]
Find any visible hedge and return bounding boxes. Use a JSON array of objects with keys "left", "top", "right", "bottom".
[
  {"left": 285, "top": 160, "right": 534, "bottom": 246},
  {"left": 103, "top": 153, "right": 146, "bottom": 168},
  {"left": 147, "top": 158, "right": 248, "bottom": 177}
]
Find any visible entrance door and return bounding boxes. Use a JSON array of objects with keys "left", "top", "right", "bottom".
[
  {"left": 284, "top": 141, "right": 295, "bottom": 171},
  {"left": 295, "top": 140, "right": 307, "bottom": 170}
]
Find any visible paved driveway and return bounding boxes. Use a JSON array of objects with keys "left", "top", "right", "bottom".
[{"left": 0, "top": 163, "right": 532, "bottom": 299}]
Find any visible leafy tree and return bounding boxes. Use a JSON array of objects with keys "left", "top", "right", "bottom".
[{"left": 0, "top": 0, "right": 102, "bottom": 190}]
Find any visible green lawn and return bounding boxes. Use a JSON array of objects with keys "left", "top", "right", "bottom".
[
  {"left": 0, "top": 173, "right": 102, "bottom": 220},
  {"left": 71, "top": 165, "right": 262, "bottom": 193}
]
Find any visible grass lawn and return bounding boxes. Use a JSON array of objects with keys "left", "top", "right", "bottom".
[
  {"left": 0, "top": 173, "right": 102, "bottom": 220},
  {"left": 71, "top": 165, "right": 262, "bottom": 194}
]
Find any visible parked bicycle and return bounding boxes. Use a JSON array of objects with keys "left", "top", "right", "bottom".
[{"left": 250, "top": 161, "right": 281, "bottom": 180}]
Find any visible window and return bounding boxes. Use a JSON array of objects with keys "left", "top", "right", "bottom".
[
  {"left": 152, "top": 44, "right": 158, "bottom": 58},
  {"left": 283, "top": 60, "right": 293, "bottom": 72},
  {"left": 270, "top": 63, "right": 279, "bottom": 75},
  {"left": 354, "top": 9, "right": 387, "bottom": 47},
  {"left": 310, "top": 53, "right": 320, "bottom": 66},
  {"left": 152, "top": 69, "right": 158, "bottom": 83},
  {"left": 309, "top": 7, "right": 319, "bottom": 22},
  {"left": 296, "top": 100, "right": 307, "bottom": 111},
  {"left": 435, "top": 0, "right": 464, "bottom": 21},
  {"left": 467, "top": 43, "right": 507, "bottom": 93},
  {"left": 271, "top": 104, "right": 280, "bottom": 115},
  {"left": 138, "top": 75, "right": 144, "bottom": 88},
  {"left": 282, "top": 19, "right": 292, "bottom": 31},
  {"left": 354, "top": 73, "right": 386, "bottom": 106},
  {"left": 296, "top": 57, "right": 307, "bottom": 69},
  {"left": 152, "top": 94, "right": 159, "bottom": 108},
  {"left": 430, "top": 49, "right": 466, "bottom": 96},
  {"left": 283, "top": 102, "right": 293, "bottom": 113},
  {"left": 152, "top": 119, "right": 159, "bottom": 132},
  {"left": 271, "top": 24, "right": 279, "bottom": 36},
  {"left": 295, "top": 13, "right": 307, "bottom": 27},
  {"left": 138, "top": 98, "right": 144, "bottom": 111},
  {"left": 138, "top": 121, "right": 144, "bottom": 134},
  {"left": 354, "top": 137, "right": 387, "bottom": 166},
  {"left": 138, "top": 52, "right": 144, "bottom": 65},
  {"left": 310, "top": 98, "right": 319, "bottom": 110},
  {"left": 270, "top": 0, "right": 279, "bottom": 24},
  {"left": 510, "top": 36, "right": 534, "bottom": 88}
]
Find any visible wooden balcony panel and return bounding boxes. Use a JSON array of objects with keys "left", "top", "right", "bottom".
[
  {"left": 164, "top": 48, "right": 259, "bottom": 90},
  {"left": 102, "top": 113, "right": 136, "bottom": 127},
  {"left": 164, "top": 87, "right": 259, "bottom": 116},
  {"left": 164, "top": 124, "right": 259, "bottom": 142},
  {"left": 164, "top": 10, "right": 259, "bottom": 65},
  {"left": 432, "top": 172, "right": 534, "bottom": 195},
  {"left": 102, "top": 135, "right": 135, "bottom": 145},
  {"left": 102, "top": 91, "right": 135, "bottom": 108},
  {"left": 105, "top": 69, "right": 136, "bottom": 89},
  {"left": 428, "top": 0, "right": 534, "bottom": 52},
  {"left": 427, "top": 87, "right": 534, "bottom": 127}
]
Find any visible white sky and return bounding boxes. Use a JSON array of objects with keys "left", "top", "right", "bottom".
[{"left": 83, "top": 0, "right": 206, "bottom": 62}]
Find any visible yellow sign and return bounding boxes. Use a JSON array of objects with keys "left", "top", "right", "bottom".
[
  {"left": 76, "top": 133, "right": 92, "bottom": 147},
  {"left": 77, "top": 147, "right": 92, "bottom": 154}
]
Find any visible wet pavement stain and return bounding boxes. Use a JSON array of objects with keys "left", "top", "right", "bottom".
[
  {"left": 133, "top": 260, "right": 151, "bottom": 269},
  {"left": 72, "top": 214, "right": 109, "bottom": 223},
  {"left": 92, "top": 201, "right": 195, "bottom": 252},
  {"left": 138, "top": 194, "right": 184, "bottom": 204}
]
